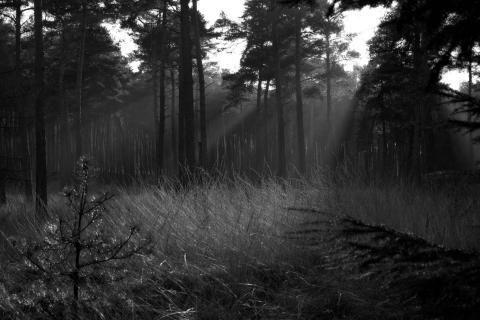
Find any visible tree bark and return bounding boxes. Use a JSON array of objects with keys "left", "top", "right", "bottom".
[
  {"left": 295, "top": 7, "right": 306, "bottom": 175},
  {"left": 178, "top": 80, "right": 185, "bottom": 174},
  {"left": 192, "top": 0, "right": 207, "bottom": 170},
  {"left": 0, "top": 174, "right": 5, "bottom": 205},
  {"left": 382, "top": 118, "right": 387, "bottom": 176},
  {"left": 58, "top": 19, "right": 70, "bottom": 182},
  {"left": 325, "top": 29, "right": 332, "bottom": 141},
  {"left": 412, "top": 29, "right": 428, "bottom": 180},
  {"left": 271, "top": 0, "right": 286, "bottom": 178},
  {"left": 468, "top": 59, "right": 473, "bottom": 98},
  {"left": 170, "top": 69, "right": 178, "bottom": 170},
  {"left": 15, "top": 0, "right": 32, "bottom": 200},
  {"left": 0, "top": 135, "right": 5, "bottom": 204},
  {"left": 179, "top": 0, "right": 195, "bottom": 178},
  {"left": 75, "top": 0, "right": 87, "bottom": 160},
  {"left": 34, "top": 0, "right": 48, "bottom": 216},
  {"left": 263, "top": 79, "right": 270, "bottom": 169},
  {"left": 158, "top": 0, "right": 168, "bottom": 173},
  {"left": 255, "top": 74, "right": 263, "bottom": 172},
  {"left": 468, "top": 55, "right": 474, "bottom": 168},
  {"left": 152, "top": 27, "right": 160, "bottom": 177}
]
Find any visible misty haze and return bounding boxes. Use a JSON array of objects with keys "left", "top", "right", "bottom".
[{"left": 1, "top": 0, "right": 480, "bottom": 319}]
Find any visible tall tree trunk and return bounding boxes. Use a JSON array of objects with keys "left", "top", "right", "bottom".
[
  {"left": 325, "top": 29, "right": 332, "bottom": 141},
  {"left": 382, "top": 118, "right": 388, "bottom": 177},
  {"left": 295, "top": 7, "right": 306, "bottom": 175},
  {"left": 0, "top": 135, "right": 5, "bottom": 204},
  {"left": 0, "top": 173, "right": 5, "bottom": 205},
  {"left": 170, "top": 69, "right": 178, "bottom": 170},
  {"left": 192, "top": 0, "right": 207, "bottom": 169},
  {"left": 411, "top": 29, "right": 428, "bottom": 180},
  {"left": 58, "top": 19, "right": 70, "bottom": 182},
  {"left": 152, "top": 39, "right": 160, "bottom": 176},
  {"left": 34, "top": 0, "right": 47, "bottom": 216},
  {"left": 468, "top": 55, "right": 474, "bottom": 168},
  {"left": 15, "top": 0, "right": 32, "bottom": 200},
  {"left": 179, "top": 0, "right": 195, "bottom": 178},
  {"left": 468, "top": 58, "right": 473, "bottom": 98},
  {"left": 255, "top": 74, "right": 263, "bottom": 172},
  {"left": 271, "top": 0, "right": 286, "bottom": 178},
  {"left": 262, "top": 79, "right": 270, "bottom": 171},
  {"left": 178, "top": 82, "right": 185, "bottom": 173},
  {"left": 75, "top": 0, "right": 87, "bottom": 160},
  {"left": 158, "top": 0, "right": 168, "bottom": 173}
]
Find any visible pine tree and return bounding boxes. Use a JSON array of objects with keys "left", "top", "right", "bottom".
[
  {"left": 192, "top": 0, "right": 207, "bottom": 170},
  {"left": 294, "top": 4, "right": 306, "bottom": 174},
  {"left": 34, "top": 0, "right": 48, "bottom": 216},
  {"left": 179, "top": 0, "right": 195, "bottom": 178}
]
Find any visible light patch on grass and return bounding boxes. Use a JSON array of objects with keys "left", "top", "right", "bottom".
[
  {"left": 108, "top": 179, "right": 311, "bottom": 268},
  {"left": 1, "top": 178, "right": 315, "bottom": 270}
]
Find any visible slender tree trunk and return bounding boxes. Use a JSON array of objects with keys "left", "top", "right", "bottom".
[
  {"left": 34, "top": 0, "right": 47, "bottom": 216},
  {"left": 325, "top": 30, "right": 332, "bottom": 141},
  {"left": 72, "top": 184, "right": 85, "bottom": 313},
  {"left": 192, "top": 0, "right": 207, "bottom": 169},
  {"left": 382, "top": 118, "right": 387, "bottom": 177},
  {"left": 170, "top": 69, "right": 178, "bottom": 170},
  {"left": 178, "top": 83, "right": 185, "bottom": 174},
  {"left": 0, "top": 134, "right": 5, "bottom": 204},
  {"left": 75, "top": 0, "right": 87, "bottom": 160},
  {"left": 271, "top": 0, "right": 286, "bottom": 178},
  {"left": 263, "top": 79, "right": 270, "bottom": 170},
  {"left": 152, "top": 32, "right": 160, "bottom": 177},
  {"left": 412, "top": 30, "right": 428, "bottom": 180},
  {"left": 158, "top": 0, "right": 168, "bottom": 173},
  {"left": 15, "top": 0, "right": 32, "bottom": 200},
  {"left": 58, "top": 19, "right": 69, "bottom": 181},
  {"left": 295, "top": 7, "right": 306, "bottom": 175},
  {"left": 264, "top": 80, "right": 270, "bottom": 113},
  {"left": 0, "top": 173, "right": 5, "bottom": 205},
  {"left": 179, "top": 0, "right": 195, "bottom": 178},
  {"left": 255, "top": 74, "right": 263, "bottom": 172},
  {"left": 468, "top": 56, "right": 474, "bottom": 168},
  {"left": 468, "top": 59, "right": 473, "bottom": 99}
]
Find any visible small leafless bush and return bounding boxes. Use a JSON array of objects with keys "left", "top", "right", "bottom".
[{"left": 1, "top": 157, "right": 151, "bottom": 319}]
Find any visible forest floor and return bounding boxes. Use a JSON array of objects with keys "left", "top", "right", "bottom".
[{"left": 1, "top": 181, "right": 480, "bottom": 319}]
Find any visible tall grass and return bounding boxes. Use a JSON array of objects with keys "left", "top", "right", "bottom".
[
  {"left": 0, "top": 177, "right": 319, "bottom": 319},
  {"left": 107, "top": 178, "right": 311, "bottom": 267},
  {"left": 3, "top": 171, "right": 479, "bottom": 319}
]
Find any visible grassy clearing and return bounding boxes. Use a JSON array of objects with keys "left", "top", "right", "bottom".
[
  {"left": 2, "top": 173, "right": 480, "bottom": 319},
  {"left": 328, "top": 178, "right": 480, "bottom": 251},
  {"left": 1, "top": 178, "right": 330, "bottom": 319}
]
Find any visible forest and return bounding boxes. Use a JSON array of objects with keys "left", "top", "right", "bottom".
[{"left": 1, "top": 0, "right": 480, "bottom": 319}]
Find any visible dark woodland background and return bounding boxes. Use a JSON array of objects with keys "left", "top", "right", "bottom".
[
  {"left": 1, "top": 0, "right": 480, "bottom": 211},
  {"left": 1, "top": 0, "right": 480, "bottom": 319}
]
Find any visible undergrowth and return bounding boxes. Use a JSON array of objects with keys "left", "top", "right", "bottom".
[
  {"left": 2, "top": 168, "right": 480, "bottom": 319},
  {"left": 0, "top": 171, "right": 320, "bottom": 319}
]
